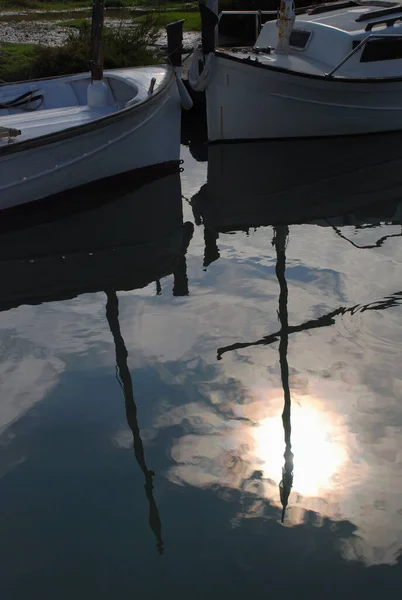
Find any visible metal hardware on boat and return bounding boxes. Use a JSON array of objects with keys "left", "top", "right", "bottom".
[
  {"left": 365, "top": 15, "right": 402, "bottom": 31},
  {"left": 0, "top": 126, "right": 21, "bottom": 142},
  {"left": 148, "top": 78, "right": 156, "bottom": 95},
  {"left": 254, "top": 47, "right": 272, "bottom": 54}
]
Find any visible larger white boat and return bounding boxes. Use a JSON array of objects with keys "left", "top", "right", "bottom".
[
  {"left": 191, "top": 0, "right": 402, "bottom": 140},
  {"left": 0, "top": 6, "right": 192, "bottom": 210}
]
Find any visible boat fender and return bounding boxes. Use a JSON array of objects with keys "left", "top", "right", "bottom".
[
  {"left": 188, "top": 47, "right": 215, "bottom": 92},
  {"left": 87, "top": 79, "right": 109, "bottom": 107},
  {"left": 175, "top": 70, "right": 193, "bottom": 111}
]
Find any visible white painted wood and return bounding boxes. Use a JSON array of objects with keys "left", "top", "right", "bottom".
[
  {"left": 255, "top": 15, "right": 402, "bottom": 78},
  {"left": 0, "top": 66, "right": 181, "bottom": 209},
  {"left": 206, "top": 54, "right": 402, "bottom": 140},
  {"left": 203, "top": 2, "right": 402, "bottom": 140}
]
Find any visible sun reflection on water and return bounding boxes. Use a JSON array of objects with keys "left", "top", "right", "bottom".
[
  {"left": 163, "top": 380, "right": 402, "bottom": 563},
  {"left": 254, "top": 399, "right": 349, "bottom": 498}
]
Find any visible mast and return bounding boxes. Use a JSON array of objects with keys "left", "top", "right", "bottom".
[
  {"left": 276, "top": 0, "right": 296, "bottom": 54},
  {"left": 105, "top": 290, "right": 164, "bottom": 554},
  {"left": 273, "top": 226, "right": 294, "bottom": 523},
  {"left": 88, "top": 0, "right": 108, "bottom": 106},
  {"left": 90, "top": 0, "right": 105, "bottom": 82}
]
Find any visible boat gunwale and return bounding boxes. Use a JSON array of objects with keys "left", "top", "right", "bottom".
[
  {"left": 214, "top": 49, "right": 402, "bottom": 83},
  {"left": 0, "top": 65, "right": 175, "bottom": 157}
]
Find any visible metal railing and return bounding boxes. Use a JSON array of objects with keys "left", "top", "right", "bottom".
[{"left": 326, "top": 32, "right": 402, "bottom": 77}]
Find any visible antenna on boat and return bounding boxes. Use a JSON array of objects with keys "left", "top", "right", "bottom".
[
  {"left": 88, "top": 0, "right": 109, "bottom": 107},
  {"left": 276, "top": 0, "right": 296, "bottom": 54},
  {"left": 273, "top": 225, "right": 294, "bottom": 523},
  {"left": 105, "top": 290, "right": 164, "bottom": 555}
]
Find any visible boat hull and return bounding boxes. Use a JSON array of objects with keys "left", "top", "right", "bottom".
[
  {"left": 206, "top": 54, "right": 402, "bottom": 141},
  {"left": 0, "top": 67, "right": 181, "bottom": 210}
]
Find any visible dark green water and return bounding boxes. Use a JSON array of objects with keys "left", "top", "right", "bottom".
[{"left": 1, "top": 139, "right": 402, "bottom": 598}]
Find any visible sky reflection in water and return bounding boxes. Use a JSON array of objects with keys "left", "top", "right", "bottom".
[{"left": 1, "top": 142, "right": 402, "bottom": 596}]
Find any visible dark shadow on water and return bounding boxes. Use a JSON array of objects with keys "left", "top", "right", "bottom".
[
  {"left": 0, "top": 169, "right": 194, "bottom": 311},
  {"left": 191, "top": 137, "right": 402, "bottom": 231},
  {"left": 181, "top": 108, "right": 208, "bottom": 163}
]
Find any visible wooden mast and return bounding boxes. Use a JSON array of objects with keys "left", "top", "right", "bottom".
[{"left": 90, "top": 0, "right": 105, "bottom": 82}]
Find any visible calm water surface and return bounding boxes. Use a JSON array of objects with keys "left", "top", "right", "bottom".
[{"left": 2, "top": 137, "right": 402, "bottom": 598}]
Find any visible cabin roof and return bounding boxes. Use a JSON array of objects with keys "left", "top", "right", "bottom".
[{"left": 302, "top": 2, "right": 402, "bottom": 32}]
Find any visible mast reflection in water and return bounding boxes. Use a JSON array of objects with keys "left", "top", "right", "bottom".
[
  {"left": 163, "top": 139, "right": 402, "bottom": 561},
  {"left": 273, "top": 225, "right": 294, "bottom": 523},
  {"left": 106, "top": 291, "right": 164, "bottom": 554},
  {"left": 0, "top": 167, "right": 194, "bottom": 555}
]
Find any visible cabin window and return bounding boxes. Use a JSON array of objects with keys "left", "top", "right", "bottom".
[
  {"left": 289, "top": 29, "right": 311, "bottom": 50},
  {"left": 360, "top": 38, "right": 402, "bottom": 62}
]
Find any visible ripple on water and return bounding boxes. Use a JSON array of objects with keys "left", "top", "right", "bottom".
[{"left": 333, "top": 293, "right": 402, "bottom": 357}]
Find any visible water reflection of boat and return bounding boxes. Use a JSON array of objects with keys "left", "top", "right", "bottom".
[
  {"left": 217, "top": 221, "right": 402, "bottom": 522},
  {"left": 192, "top": 139, "right": 402, "bottom": 232},
  {"left": 197, "top": 141, "right": 402, "bottom": 520},
  {"left": 0, "top": 170, "right": 193, "bottom": 311},
  {"left": 0, "top": 170, "right": 194, "bottom": 554}
]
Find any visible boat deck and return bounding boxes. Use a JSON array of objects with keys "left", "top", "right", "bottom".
[
  {"left": 217, "top": 2, "right": 402, "bottom": 78},
  {"left": 0, "top": 105, "right": 116, "bottom": 146},
  {"left": 217, "top": 49, "right": 328, "bottom": 76},
  {"left": 0, "top": 67, "right": 170, "bottom": 148}
]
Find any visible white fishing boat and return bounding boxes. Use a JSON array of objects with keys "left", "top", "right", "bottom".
[
  {"left": 190, "top": 0, "right": 402, "bottom": 141},
  {"left": 0, "top": 3, "right": 192, "bottom": 210}
]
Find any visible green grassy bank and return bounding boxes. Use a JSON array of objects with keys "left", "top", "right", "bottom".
[{"left": 0, "top": 18, "right": 162, "bottom": 81}]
